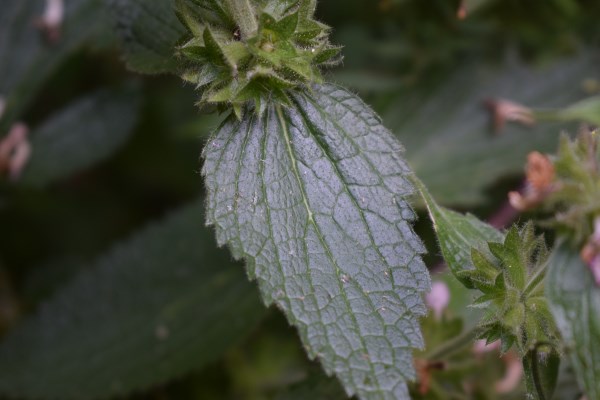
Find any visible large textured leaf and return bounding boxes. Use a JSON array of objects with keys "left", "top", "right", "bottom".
[
  {"left": 19, "top": 87, "right": 141, "bottom": 187},
  {"left": 105, "top": 0, "right": 185, "bottom": 74},
  {"left": 383, "top": 52, "right": 600, "bottom": 205},
  {"left": 0, "top": 200, "right": 265, "bottom": 399},
  {"left": 413, "top": 177, "right": 503, "bottom": 285},
  {"left": 203, "top": 83, "right": 430, "bottom": 400},
  {"left": 546, "top": 242, "right": 600, "bottom": 399},
  {"left": 0, "top": 0, "right": 107, "bottom": 133}
]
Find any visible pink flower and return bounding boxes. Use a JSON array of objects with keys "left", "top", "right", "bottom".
[
  {"left": 0, "top": 123, "right": 31, "bottom": 181},
  {"left": 485, "top": 98, "right": 535, "bottom": 133},
  {"left": 425, "top": 281, "right": 450, "bottom": 319},
  {"left": 34, "top": 0, "right": 64, "bottom": 43}
]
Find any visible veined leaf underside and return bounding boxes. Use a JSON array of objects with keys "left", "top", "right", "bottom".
[{"left": 202, "top": 83, "right": 430, "bottom": 399}]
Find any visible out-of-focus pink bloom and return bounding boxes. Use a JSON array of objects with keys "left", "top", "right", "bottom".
[
  {"left": 457, "top": 0, "right": 467, "bottom": 19},
  {"left": 473, "top": 340, "right": 522, "bottom": 394},
  {"left": 485, "top": 98, "right": 535, "bottom": 133},
  {"left": 495, "top": 352, "right": 523, "bottom": 394},
  {"left": 0, "top": 123, "right": 31, "bottom": 181},
  {"left": 425, "top": 281, "right": 450, "bottom": 319},
  {"left": 35, "top": 0, "right": 64, "bottom": 43},
  {"left": 472, "top": 339, "right": 501, "bottom": 354}
]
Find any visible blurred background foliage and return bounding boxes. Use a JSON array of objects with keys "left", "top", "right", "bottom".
[{"left": 0, "top": 0, "right": 598, "bottom": 399}]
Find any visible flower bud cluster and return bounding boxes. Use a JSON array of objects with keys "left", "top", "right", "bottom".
[{"left": 175, "top": 0, "right": 342, "bottom": 117}]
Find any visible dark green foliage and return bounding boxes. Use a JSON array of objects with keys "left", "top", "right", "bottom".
[
  {"left": 1, "top": 0, "right": 600, "bottom": 399},
  {"left": 0, "top": 200, "right": 265, "bottom": 399},
  {"left": 387, "top": 54, "right": 600, "bottom": 205},
  {"left": 106, "top": 0, "right": 186, "bottom": 74},
  {"left": 0, "top": 0, "right": 109, "bottom": 133},
  {"left": 20, "top": 87, "right": 141, "bottom": 187}
]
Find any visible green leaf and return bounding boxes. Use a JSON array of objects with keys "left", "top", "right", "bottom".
[
  {"left": 203, "top": 83, "right": 430, "bottom": 400},
  {"left": 18, "top": 87, "right": 141, "bottom": 188},
  {"left": 106, "top": 0, "right": 186, "bottom": 74},
  {"left": 0, "top": 200, "right": 265, "bottom": 399},
  {"left": 383, "top": 52, "right": 600, "bottom": 205},
  {"left": 0, "top": 0, "right": 108, "bottom": 133},
  {"left": 546, "top": 241, "right": 600, "bottom": 399},
  {"left": 413, "top": 177, "right": 503, "bottom": 287},
  {"left": 537, "top": 95, "right": 600, "bottom": 126}
]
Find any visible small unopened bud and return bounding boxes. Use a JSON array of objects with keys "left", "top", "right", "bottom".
[
  {"left": 485, "top": 98, "right": 535, "bottom": 134},
  {"left": 34, "top": 0, "right": 64, "bottom": 44},
  {"left": 0, "top": 123, "right": 31, "bottom": 181},
  {"left": 261, "top": 42, "right": 274, "bottom": 53},
  {"left": 425, "top": 281, "right": 450, "bottom": 319}
]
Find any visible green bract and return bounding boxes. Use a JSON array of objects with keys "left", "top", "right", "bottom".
[
  {"left": 544, "top": 131, "right": 600, "bottom": 244},
  {"left": 459, "top": 223, "right": 558, "bottom": 356},
  {"left": 175, "top": 0, "right": 342, "bottom": 117}
]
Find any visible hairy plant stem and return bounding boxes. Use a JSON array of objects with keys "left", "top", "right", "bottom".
[
  {"left": 424, "top": 325, "right": 480, "bottom": 361},
  {"left": 225, "top": 0, "right": 257, "bottom": 39},
  {"left": 523, "top": 259, "right": 548, "bottom": 298}
]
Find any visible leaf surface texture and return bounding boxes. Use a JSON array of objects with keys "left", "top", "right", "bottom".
[
  {"left": 0, "top": 200, "right": 265, "bottom": 399},
  {"left": 203, "top": 84, "right": 430, "bottom": 399},
  {"left": 20, "top": 87, "right": 141, "bottom": 187},
  {"left": 106, "top": 0, "right": 185, "bottom": 74}
]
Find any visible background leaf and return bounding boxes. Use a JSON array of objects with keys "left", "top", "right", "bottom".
[
  {"left": 543, "top": 95, "right": 600, "bottom": 126},
  {"left": 203, "top": 83, "right": 430, "bottom": 399},
  {"left": 19, "top": 87, "right": 141, "bottom": 188},
  {"left": 546, "top": 241, "right": 600, "bottom": 399},
  {"left": 383, "top": 52, "right": 600, "bottom": 205},
  {"left": 274, "top": 368, "right": 347, "bottom": 400},
  {"left": 105, "top": 0, "right": 186, "bottom": 74},
  {"left": 0, "top": 0, "right": 108, "bottom": 133},
  {"left": 0, "top": 199, "right": 265, "bottom": 399}
]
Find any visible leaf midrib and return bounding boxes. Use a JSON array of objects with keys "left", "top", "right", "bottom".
[
  {"left": 298, "top": 89, "right": 426, "bottom": 302},
  {"left": 275, "top": 104, "right": 384, "bottom": 397}
]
